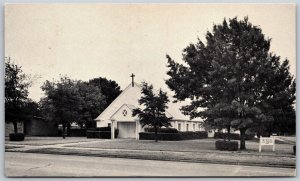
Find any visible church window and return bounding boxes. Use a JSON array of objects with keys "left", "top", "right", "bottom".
[{"left": 122, "top": 109, "right": 127, "bottom": 116}]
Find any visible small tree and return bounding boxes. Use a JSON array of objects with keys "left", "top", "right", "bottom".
[
  {"left": 5, "top": 57, "right": 31, "bottom": 133},
  {"left": 132, "top": 82, "right": 172, "bottom": 142}
]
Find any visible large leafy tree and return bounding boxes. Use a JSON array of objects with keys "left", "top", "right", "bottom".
[
  {"left": 41, "top": 76, "right": 82, "bottom": 138},
  {"left": 166, "top": 17, "right": 295, "bottom": 149},
  {"left": 41, "top": 77, "right": 108, "bottom": 137},
  {"left": 256, "top": 57, "right": 296, "bottom": 136},
  {"left": 76, "top": 81, "right": 106, "bottom": 128},
  {"left": 132, "top": 82, "right": 172, "bottom": 142},
  {"left": 88, "top": 77, "right": 121, "bottom": 109},
  {"left": 5, "top": 57, "right": 31, "bottom": 133}
]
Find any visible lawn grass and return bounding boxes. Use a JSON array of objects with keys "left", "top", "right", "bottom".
[
  {"left": 6, "top": 137, "right": 295, "bottom": 155},
  {"left": 66, "top": 138, "right": 295, "bottom": 155}
]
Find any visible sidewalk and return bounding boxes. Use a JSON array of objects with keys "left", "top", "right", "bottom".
[
  {"left": 5, "top": 137, "right": 296, "bottom": 168},
  {"left": 276, "top": 136, "right": 296, "bottom": 145}
]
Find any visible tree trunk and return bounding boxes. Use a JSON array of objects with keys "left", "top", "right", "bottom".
[
  {"left": 62, "top": 123, "right": 66, "bottom": 139},
  {"left": 154, "top": 126, "right": 158, "bottom": 142},
  {"left": 239, "top": 128, "right": 246, "bottom": 150},
  {"left": 67, "top": 123, "right": 71, "bottom": 136},
  {"left": 13, "top": 121, "right": 18, "bottom": 133},
  {"left": 227, "top": 126, "right": 231, "bottom": 141}
]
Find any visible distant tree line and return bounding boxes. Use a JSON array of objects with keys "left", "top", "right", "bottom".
[
  {"left": 41, "top": 76, "right": 121, "bottom": 138},
  {"left": 5, "top": 57, "right": 121, "bottom": 138}
]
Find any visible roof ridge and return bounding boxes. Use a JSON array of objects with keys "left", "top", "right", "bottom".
[
  {"left": 95, "top": 83, "right": 136, "bottom": 120},
  {"left": 95, "top": 82, "right": 142, "bottom": 120}
]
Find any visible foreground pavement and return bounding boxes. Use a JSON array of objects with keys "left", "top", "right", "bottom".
[
  {"left": 5, "top": 137, "right": 296, "bottom": 169},
  {"left": 5, "top": 152, "right": 296, "bottom": 177}
]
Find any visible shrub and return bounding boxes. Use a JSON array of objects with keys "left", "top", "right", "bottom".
[
  {"left": 145, "top": 127, "right": 178, "bottom": 133},
  {"left": 214, "top": 132, "right": 240, "bottom": 140},
  {"left": 139, "top": 132, "right": 181, "bottom": 141},
  {"left": 215, "top": 140, "right": 239, "bottom": 151},
  {"left": 9, "top": 133, "right": 25, "bottom": 141},
  {"left": 86, "top": 129, "right": 119, "bottom": 139},
  {"left": 139, "top": 131, "right": 208, "bottom": 141},
  {"left": 88, "top": 126, "right": 112, "bottom": 132},
  {"left": 214, "top": 132, "right": 254, "bottom": 140}
]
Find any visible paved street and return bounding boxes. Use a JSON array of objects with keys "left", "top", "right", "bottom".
[{"left": 5, "top": 152, "right": 295, "bottom": 177}]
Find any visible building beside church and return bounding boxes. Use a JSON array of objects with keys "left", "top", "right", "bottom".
[
  {"left": 5, "top": 116, "right": 58, "bottom": 137},
  {"left": 95, "top": 81, "right": 204, "bottom": 140}
]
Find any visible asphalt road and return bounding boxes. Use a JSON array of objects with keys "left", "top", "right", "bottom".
[{"left": 5, "top": 152, "right": 295, "bottom": 177}]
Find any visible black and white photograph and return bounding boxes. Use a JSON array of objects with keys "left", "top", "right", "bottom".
[{"left": 4, "top": 3, "right": 296, "bottom": 177}]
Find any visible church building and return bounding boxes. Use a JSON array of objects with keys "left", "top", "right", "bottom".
[{"left": 95, "top": 75, "right": 204, "bottom": 140}]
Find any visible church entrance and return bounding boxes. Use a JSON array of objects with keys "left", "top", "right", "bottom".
[{"left": 117, "top": 122, "right": 136, "bottom": 139}]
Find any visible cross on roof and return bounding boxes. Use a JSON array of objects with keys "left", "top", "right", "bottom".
[{"left": 130, "top": 73, "right": 135, "bottom": 87}]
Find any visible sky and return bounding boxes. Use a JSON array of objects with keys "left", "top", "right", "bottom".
[{"left": 5, "top": 3, "right": 296, "bottom": 102}]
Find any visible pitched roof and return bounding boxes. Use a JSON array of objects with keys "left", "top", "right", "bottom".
[{"left": 95, "top": 82, "right": 202, "bottom": 122}]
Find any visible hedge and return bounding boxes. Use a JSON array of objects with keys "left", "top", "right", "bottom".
[
  {"left": 139, "top": 132, "right": 181, "bottom": 141},
  {"left": 9, "top": 133, "right": 25, "bottom": 141},
  {"left": 139, "top": 131, "right": 208, "bottom": 141},
  {"left": 58, "top": 128, "right": 86, "bottom": 137},
  {"left": 214, "top": 132, "right": 255, "bottom": 140},
  {"left": 215, "top": 140, "right": 239, "bottom": 151},
  {"left": 86, "top": 129, "right": 119, "bottom": 139},
  {"left": 180, "top": 131, "right": 208, "bottom": 140},
  {"left": 88, "top": 127, "right": 112, "bottom": 132},
  {"left": 145, "top": 127, "right": 179, "bottom": 133},
  {"left": 68, "top": 129, "right": 86, "bottom": 137}
]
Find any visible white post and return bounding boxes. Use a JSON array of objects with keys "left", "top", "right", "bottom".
[
  {"left": 259, "top": 136, "right": 262, "bottom": 152},
  {"left": 272, "top": 136, "right": 275, "bottom": 152},
  {"left": 136, "top": 120, "right": 140, "bottom": 140},
  {"left": 184, "top": 121, "right": 187, "bottom": 132},
  {"left": 175, "top": 121, "right": 178, "bottom": 129},
  {"left": 111, "top": 120, "right": 115, "bottom": 140}
]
